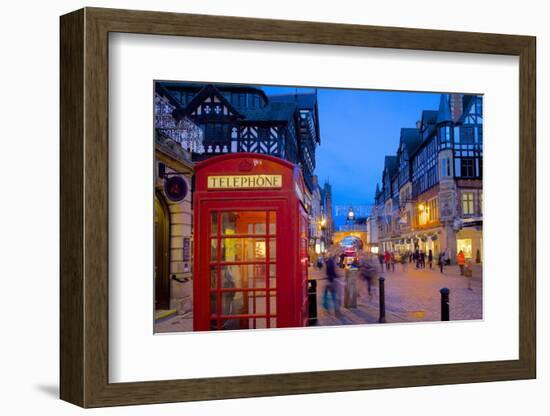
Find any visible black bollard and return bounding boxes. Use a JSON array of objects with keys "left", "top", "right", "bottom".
[
  {"left": 440, "top": 288, "right": 450, "bottom": 321},
  {"left": 307, "top": 280, "right": 318, "bottom": 325},
  {"left": 378, "top": 277, "right": 386, "bottom": 323}
]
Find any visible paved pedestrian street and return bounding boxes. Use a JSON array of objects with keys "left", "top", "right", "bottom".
[
  {"left": 155, "top": 260, "right": 482, "bottom": 333},
  {"left": 311, "top": 259, "right": 482, "bottom": 326}
]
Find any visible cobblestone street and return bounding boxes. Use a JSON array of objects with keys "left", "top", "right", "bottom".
[{"left": 312, "top": 257, "right": 482, "bottom": 326}]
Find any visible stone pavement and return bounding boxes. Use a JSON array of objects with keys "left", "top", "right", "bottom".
[
  {"left": 154, "top": 259, "right": 483, "bottom": 332},
  {"left": 311, "top": 258, "right": 482, "bottom": 326},
  {"left": 154, "top": 311, "right": 192, "bottom": 333}
]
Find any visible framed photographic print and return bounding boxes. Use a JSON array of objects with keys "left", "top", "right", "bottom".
[{"left": 60, "top": 7, "right": 536, "bottom": 408}]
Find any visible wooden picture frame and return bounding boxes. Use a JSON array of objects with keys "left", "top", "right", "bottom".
[{"left": 60, "top": 7, "right": 536, "bottom": 408}]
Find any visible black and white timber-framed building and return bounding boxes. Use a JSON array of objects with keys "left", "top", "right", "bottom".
[
  {"left": 154, "top": 82, "right": 321, "bottom": 193},
  {"left": 371, "top": 93, "right": 483, "bottom": 263}
]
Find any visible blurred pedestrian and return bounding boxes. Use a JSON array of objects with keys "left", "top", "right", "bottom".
[
  {"left": 323, "top": 255, "right": 341, "bottom": 316},
  {"left": 438, "top": 252, "right": 444, "bottom": 273},
  {"left": 428, "top": 249, "right": 433, "bottom": 269},
  {"left": 457, "top": 250, "right": 466, "bottom": 275},
  {"left": 378, "top": 253, "right": 384, "bottom": 272},
  {"left": 444, "top": 248, "right": 451, "bottom": 265},
  {"left": 401, "top": 252, "right": 408, "bottom": 272},
  {"left": 384, "top": 250, "right": 391, "bottom": 271},
  {"left": 339, "top": 251, "right": 346, "bottom": 269},
  {"left": 359, "top": 255, "right": 375, "bottom": 298}
]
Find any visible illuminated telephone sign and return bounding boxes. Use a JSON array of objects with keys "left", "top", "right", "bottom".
[{"left": 207, "top": 174, "right": 283, "bottom": 190}]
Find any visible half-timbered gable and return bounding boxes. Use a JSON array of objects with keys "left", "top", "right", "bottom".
[
  {"left": 155, "top": 82, "right": 321, "bottom": 193},
  {"left": 238, "top": 101, "right": 298, "bottom": 161},
  {"left": 270, "top": 92, "right": 321, "bottom": 192},
  {"left": 453, "top": 95, "right": 483, "bottom": 179},
  {"left": 180, "top": 84, "right": 242, "bottom": 120},
  {"left": 397, "top": 128, "right": 421, "bottom": 189},
  {"left": 154, "top": 83, "right": 205, "bottom": 154},
  {"left": 382, "top": 156, "right": 397, "bottom": 202}
]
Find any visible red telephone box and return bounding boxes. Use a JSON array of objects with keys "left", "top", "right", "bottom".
[{"left": 193, "top": 153, "right": 310, "bottom": 331}]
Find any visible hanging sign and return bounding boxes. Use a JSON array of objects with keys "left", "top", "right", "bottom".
[{"left": 164, "top": 175, "right": 188, "bottom": 202}]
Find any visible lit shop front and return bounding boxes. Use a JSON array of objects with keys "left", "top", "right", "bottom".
[{"left": 193, "top": 153, "right": 310, "bottom": 331}]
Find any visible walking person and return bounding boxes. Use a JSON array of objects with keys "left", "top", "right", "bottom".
[
  {"left": 401, "top": 252, "right": 408, "bottom": 273},
  {"left": 444, "top": 248, "right": 451, "bottom": 266},
  {"left": 428, "top": 249, "right": 433, "bottom": 270},
  {"left": 438, "top": 251, "right": 444, "bottom": 273},
  {"left": 414, "top": 248, "right": 420, "bottom": 269},
  {"left": 323, "top": 255, "right": 341, "bottom": 317},
  {"left": 384, "top": 250, "right": 391, "bottom": 271},
  {"left": 378, "top": 253, "right": 384, "bottom": 272},
  {"left": 457, "top": 250, "right": 466, "bottom": 276},
  {"left": 339, "top": 251, "right": 346, "bottom": 269},
  {"left": 390, "top": 252, "right": 396, "bottom": 272},
  {"left": 420, "top": 250, "right": 426, "bottom": 269},
  {"left": 359, "top": 255, "right": 375, "bottom": 298}
]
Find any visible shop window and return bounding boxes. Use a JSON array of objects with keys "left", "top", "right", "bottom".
[{"left": 457, "top": 238, "right": 473, "bottom": 258}]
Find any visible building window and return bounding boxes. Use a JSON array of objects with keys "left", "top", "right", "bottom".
[
  {"left": 460, "top": 126, "right": 475, "bottom": 144},
  {"left": 462, "top": 192, "right": 474, "bottom": 215},
  {"left": 441, "top": 157, "right": 451, "bottom": 177},
  {"left": 461, "top": 158, "right": 475, "bottom": 177},
  {"left": 439, "top": 125, "right": 451, "bottom": 148},
  {"left": 479, "top": 192, "right": 483, "bottom": 214},
  {"left": 418, "top": 202, "right": 429, "bottom": 226},
  {"left": 428, "top": 198, "right": 439, "bottom": 222}
]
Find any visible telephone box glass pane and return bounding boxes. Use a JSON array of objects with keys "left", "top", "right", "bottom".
[
  {"left": 221, "top": 291, "right": 244, "bottom": 316},
  {"left": 210, "top": 239, "right": 218, "bottom": 261},
  {"left": 210, "top": 212, "right": 218, "bottom": 236},
  {"left": 245, "top": 291, "right": 267, "bottom": 315},
  {"left": 221, "top": 238, "right": 267, "bottom": 262},
  {"left": 269, "top": 211, "right": 277, "bottom": 235},
  {"left": 269, "top": 264, "right": 276, "bottom": 288},
  {"left": 254, "top": 318, "right": 267, "bottom": 329},
  {"left": 210, "top": 292, "right": 218, "bottom": 315},
  {"left": 220, "top": 264, "right": 267, "bottom": 289},
  {"left": 269, "top": 239, "right": 276, "bottom": 260},
  {"left": 249, "top": 223, "right": 266, "bottom": 235},
  {"left": 210, "top": 265, "right": 217, "bottom": 288},
  {"left": 270, "top": 293, "right": 277, "bottom": 314},
  {"left": 222, "top": 211, "right": 267, "bottom": 235}
]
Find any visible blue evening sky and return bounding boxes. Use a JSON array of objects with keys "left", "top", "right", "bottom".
[{"left": 263, "top": 86, "right": 440, "bottom": 224}]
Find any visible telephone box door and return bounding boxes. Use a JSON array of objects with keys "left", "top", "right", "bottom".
[{"left": 195, "top": 199, "right": 292, "bottom": 331}]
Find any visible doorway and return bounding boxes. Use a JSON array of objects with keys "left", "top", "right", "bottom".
[{"left": 155, "top": 192, "right": 170, "bottom": 310}]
